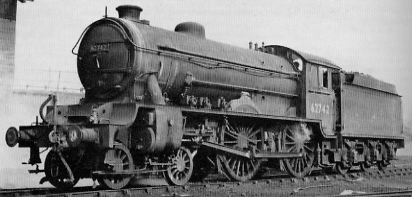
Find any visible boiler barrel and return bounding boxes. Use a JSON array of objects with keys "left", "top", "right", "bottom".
[{"left": 134, "top": 22, "right": 300, "bottom": 115}]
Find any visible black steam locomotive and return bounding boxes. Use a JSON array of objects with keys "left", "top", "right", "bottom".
[{"left": 5, "top": 5, "right": 404, "bottom": 189}]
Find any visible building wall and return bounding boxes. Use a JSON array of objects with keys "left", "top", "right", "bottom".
[
  {"left": 0, "top": 0, "right": 17, "bottom": 91},
  {"left": 0, "top": 0, "right": 17, "bottom": 115}
]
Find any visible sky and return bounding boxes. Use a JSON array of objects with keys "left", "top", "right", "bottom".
[{"left": 13, "top": 0, "right": 412, "bottom": 125}]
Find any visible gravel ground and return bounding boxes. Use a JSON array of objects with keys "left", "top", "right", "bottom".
[{"left": 168, "top": 174, "right": 412, "bottom": 197}]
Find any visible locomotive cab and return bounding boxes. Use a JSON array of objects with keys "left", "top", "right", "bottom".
[
  {"left": 265, "top": 45, "right": 340, "bottom": 135},
  {"left": 302, "top": 61, "right": 339, "bottom": 135}
]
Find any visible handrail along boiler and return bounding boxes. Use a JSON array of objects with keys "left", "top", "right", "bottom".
[{"left": 5, "top": 5, "right": 404, "bottom": 189}]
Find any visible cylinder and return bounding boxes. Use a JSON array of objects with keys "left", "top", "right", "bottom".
[
  {"left": 134, "top": 127, "right": 156, "bottom": 152},
  {"left": 66, "top": 126, "right": 98, "bottom": 147}
]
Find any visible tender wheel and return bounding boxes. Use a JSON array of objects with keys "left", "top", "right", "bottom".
[
  {"left": 45, "top": 151, "right": 79, "bottom": 189},
  {"left": 335, "top": 162, "right": 350, "bottom": 174},
  {"left": 281, "top": 124, "right": 316, "bottom": 178},
  {"left": 362, "top": 144, "right": 373, "bottom": 172},
  {"left": 335, "top": 143, "right": 353, "bottom": 175},
  {"left": 220, "top": 119, "right": 262, "bottom": 181},
  {"left": 164, "top": 146, "right": 194, "bottom": 185},
  {"left": 377, "top": 143, "right": 389, "bottom": 171},
  {"left": 377, "top": 160, "right": 389, "bottom": 171},
  {"left": 98, "top": 145, "right": 134, "bottom": 189},
  {"left": 360, "top": 162, "right": 372, "bottom": 172}
]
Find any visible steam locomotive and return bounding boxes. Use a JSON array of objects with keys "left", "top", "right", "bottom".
[{"left": 5, "top": 5, "right": 404, "bottom": 189}]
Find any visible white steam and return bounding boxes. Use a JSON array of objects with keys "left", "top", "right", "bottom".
[{"left": 292, "top": 123, "right": 312, "bottom": 143}]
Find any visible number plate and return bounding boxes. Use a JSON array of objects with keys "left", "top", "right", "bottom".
[{"left": 90, "top": 43, "right": 110, "bottom": 52}]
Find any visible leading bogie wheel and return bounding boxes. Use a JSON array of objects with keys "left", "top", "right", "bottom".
[
  {"left": 97, "top": 145, "right": 134, "bottom": 189},
  {"left": 44, "top": 150, "right": 79, "bottom": 189},
  {"left": 164, "top": 146, "right": 194, "bottom": 185},
  {"left": 281, "top": 124, "right": 316, "bottom": 178}
]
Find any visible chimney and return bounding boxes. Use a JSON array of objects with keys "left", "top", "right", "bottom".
[{"left": 116, "top": 5, "right": 142, "bottom": 21}]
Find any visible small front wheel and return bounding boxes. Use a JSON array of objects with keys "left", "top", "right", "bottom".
[
  {"left": 164, "top": 147, "right": 194, "bottom": 185},
  {"left": 97, "top": 145, "right": 134, "bottom": 189},
  {"left": 44, "top": 151, "right": 79, "bottom": 189}
]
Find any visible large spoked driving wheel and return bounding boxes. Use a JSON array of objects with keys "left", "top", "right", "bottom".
[
  {"left": 282, "top": 124, "right": 316, "bottom": 178},
  {"left": 44, "top": 151, "right": 79, "bottom": 189},
  {"left": 221, "top": 154, "right": 261, "bottom": 181},
  {"left": 220, "top": 120, "right": 262, "bottom": 181},
  {"left": 164, "top": 147, "right": 194, "bottom": 185},
  {"left": 98, "top": 145, "right": 134, "bottom": 189}
]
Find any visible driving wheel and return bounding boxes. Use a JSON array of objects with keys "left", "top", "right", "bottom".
[
  {"left": 281, "top": 124, "right": 316, "bottom": 178},
  {"left": 220, "top": 119, "right": 262, "bottom": 181}
]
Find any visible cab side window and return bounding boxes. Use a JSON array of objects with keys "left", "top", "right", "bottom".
[{"left": 319, "top": 66, "right": 328, "bottom": 89}]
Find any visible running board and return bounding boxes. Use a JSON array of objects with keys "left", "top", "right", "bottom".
[{"left": 201, "top": 142, "right": 303, "bottom": 159}]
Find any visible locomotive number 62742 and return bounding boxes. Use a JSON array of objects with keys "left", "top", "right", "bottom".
[{"left": 311, "top": 103, "right": 330, "bottom": 115}]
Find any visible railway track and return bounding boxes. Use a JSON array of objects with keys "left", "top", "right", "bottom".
[
  {"left": 2, "top": 161, "right": 412, "bottom": 197},
  {"left": 326, "top": 190, "right": 412, "bottom": 197}
]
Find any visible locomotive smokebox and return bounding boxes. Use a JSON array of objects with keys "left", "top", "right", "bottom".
[{"left": 116, "top": 5, "right": 142, "bottom": 21}]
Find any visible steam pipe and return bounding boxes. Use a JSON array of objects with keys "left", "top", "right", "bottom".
[
  {"left": 157, "top": 45, "right": 300, "bottom": 76},
  {"left": 39, "top": 95, "right": 54, "bottom": 124},
  {"left": 146, "top": 74, "right": 166, "bottom": 104}
]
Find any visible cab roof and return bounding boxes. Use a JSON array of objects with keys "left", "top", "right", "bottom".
[{"left": 265, "top": 45, "right": 341, "bottom": 70}]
